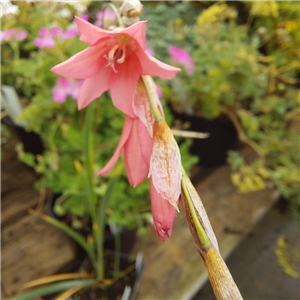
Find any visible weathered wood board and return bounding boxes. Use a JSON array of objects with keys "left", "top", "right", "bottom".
[
  {"left": 2, "top": 214, "right": 77, "bottom": 298},
  {"left": 134, "top": 149, "right": 279, "bottom": 300}
]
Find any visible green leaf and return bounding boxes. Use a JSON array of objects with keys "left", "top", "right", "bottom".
[{"left": 7, "top": 279, "right": 97, "bottom": 300}]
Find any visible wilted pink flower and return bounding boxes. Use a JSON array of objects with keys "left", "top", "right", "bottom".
[
  {"left": 52, "top": 78, "right": 83, "bottom": 103},
  {"left": 51, "top": 17, "right": 180, "bottom": 117},
  {"left": 1, "top": 29, "right": 28, "bottom": 41},
  {"left": 169, "top": 46, "right": 194, "bottom": 75},
  {"left": 34, "top": 26, "right": 63, "bottom": 48},
  {"left": 95, "top": 9, "right": 116, "bottom": 28}
]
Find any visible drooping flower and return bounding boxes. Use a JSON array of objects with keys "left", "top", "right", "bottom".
[
  {"left": 34, "top": 26, "right": 63, "bottom": 48},
  {"left": 52, "top": 78, "right": 83, "bottom": 103},
  {"left": 169, "top": 46, "right": 194, "bottom": 75},
  {"left": 51, "top": 17, "right": 180, "bottom": 117}
]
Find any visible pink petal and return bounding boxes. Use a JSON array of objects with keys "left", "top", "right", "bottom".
[
  {"left": 137, "top": 49, "right": 181, "bottom": 79},
  {"left": 77, "top": 61, "right": 111, "bottom": 109},
  {"left": 75, "top": 16, "right": 113, "bottom": 46},
  {"left": 51, "top": 44, "right": 106, "bottom": 79},
  {"left": 110, "top": 54, "right": 141, "bottom": 118},
  {"left": 124, "top": 118, "right": 149, "bottom": 187},
  {"left": 122, "top": 21, "right": 147, "bottom": 51},
  {"left": 98, "top": 116, "right": 132, "bottom": 176},
  {"left": 150, "top": 178, "right": 178, "bottom": 242},
  {"left": 137, "top": 115, "right": 154, "bottom": 165}
]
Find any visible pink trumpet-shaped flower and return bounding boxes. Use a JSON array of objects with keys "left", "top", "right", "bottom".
[
  {"left": 98, "top": 115, "right": 153, "bottom": 187},
  {"left": 150, "top": 178, "right": 178, "bottom": 241},
  {"left": 51, "top": 17, "right": 180, "bottom": 118}
]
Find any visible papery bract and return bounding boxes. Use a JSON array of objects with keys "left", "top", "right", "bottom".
[
  {"left": 51, "top": 17, "right": 180, "bottom": 117},
  {"left": 149, "top": 120, "right": 182, "bottom": 210},
  {"left": 150, "top": 178, "right": 178, "bottom": 242}
]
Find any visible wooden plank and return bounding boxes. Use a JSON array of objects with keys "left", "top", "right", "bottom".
[
  {"left": 134, "top": 148, "right": 279, "bottom": 300},
  {"left": 1, "top": 188, "right": 40, "bottom": 227},
  {"left": 1, "top": 213, "right": 77, "bottom": 298}
]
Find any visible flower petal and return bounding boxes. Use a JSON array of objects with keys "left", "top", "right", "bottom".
[
  {"left": 124, "top": 118, "right": 149, "bottom": 187},
  {"left": 138, "top": 119, "right": 154, "bottom": 167},
  {"left": 122, "top": 21, "right": 147, "bottom": 51},
  {"left": 77, "top": 62, "right": 112, "bottom": 109},
  {"left": 137, "top": 50, "right": 181, "bottom": 79},
  {"left": 150, "top": 178, "right": 178, "bottom": 242},
  {"left": 75, "top": 16, "right": 113, "bottom": 46},
  {"left": 51, "top": 44, "right": 106, "bottom": 79},
  {"left": 110, "top": 54, "right": 141, "bottom": 118},
  {"left": 98, "top": 116, "right": 132, "bottom": 176}
]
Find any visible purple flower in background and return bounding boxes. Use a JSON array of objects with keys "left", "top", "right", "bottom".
[
  {"left": 63, "top": 15, "right": 89, "bottom": 39},
  {"left": 52, "top": 78, "right": 83, "bottom": 103},
  {"left": 95, "top": 9, "right": 116, "bottom": 28},
  {"left": 34, "top": 26, "right": 63, "bottom": 49},
  {"left": 156, "top": 83, "right": 163, "bottom": 98},
  {"left": 1, "top": 28, "right": 28, "bottom": 42},
  {"left": 169, "top": 46, "right": 194, "bottom": 75}
]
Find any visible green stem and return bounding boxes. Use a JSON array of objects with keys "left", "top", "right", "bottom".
[
  {"left": 181, "top": 167, "right": 211, "bottom": 250},
  {"left": 84, "top": 103, "right": 103, "bottom": 280},
  {"left": 142, "top": 75, "right": 163, "bottom": 122}
]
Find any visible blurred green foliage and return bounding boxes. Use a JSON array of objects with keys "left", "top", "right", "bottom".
[{"left": 142, "top": 1, "right": 300, "bottom": 212}]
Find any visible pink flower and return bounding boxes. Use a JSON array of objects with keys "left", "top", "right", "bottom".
[
  {"left": 34, "top": 26, "right": 63, "bottom": 48},
  {"left": 95, "top": 9, "right": 116, "bottom": 28},
  {"left": 52, "top": 78, "right": 83, "bottom": 103},
  {"left": 1, "top": 29, "right": 28, "bottom": 41},
  {"left": 63, "top": 15, "right": 89, "bottom": 39},
  {"left": 98, "top": 115, "right": 153, "bottom": 187},
  {"left": 51, "top": 17, "right": 180, "bottom": 118},
  {"left": 169, "top": 46, "right": 194, "bottom": 75}
]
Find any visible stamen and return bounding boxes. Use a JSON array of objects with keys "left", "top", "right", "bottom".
[{"left": 117, "top": 47, "right": 126, "bottom": 64}]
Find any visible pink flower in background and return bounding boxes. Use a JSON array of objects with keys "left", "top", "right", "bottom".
[
  {"left": 156, "top": 83, "right": 162, "bottom": 98},
  {"left": 51, "top": 17, "right": 180, "bottom": 117},
  {"left": 52, "top": 78, "right": 83, "bottom": 103},
  {"left": 1, "top": 29, "right": 28, "bottom": 41},
  {"left": 95, "top": 9, "right": 116, "bottom": 28},
  {"left": 63, "top": 14, "right": 89, "bottom": 39},
  {"left": 169, "top": 46, "right": 194, "bottom": 75},
  {"left": 34, "top": 26, "right": 63, "bottom": 48}
]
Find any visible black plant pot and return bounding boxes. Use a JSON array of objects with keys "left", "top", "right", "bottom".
[
  {"left": 180, "top": 114, "right": 239, "bottom": 166},
  {"left": 3, "top": 116, "right": 44, "bottom": 156}
]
